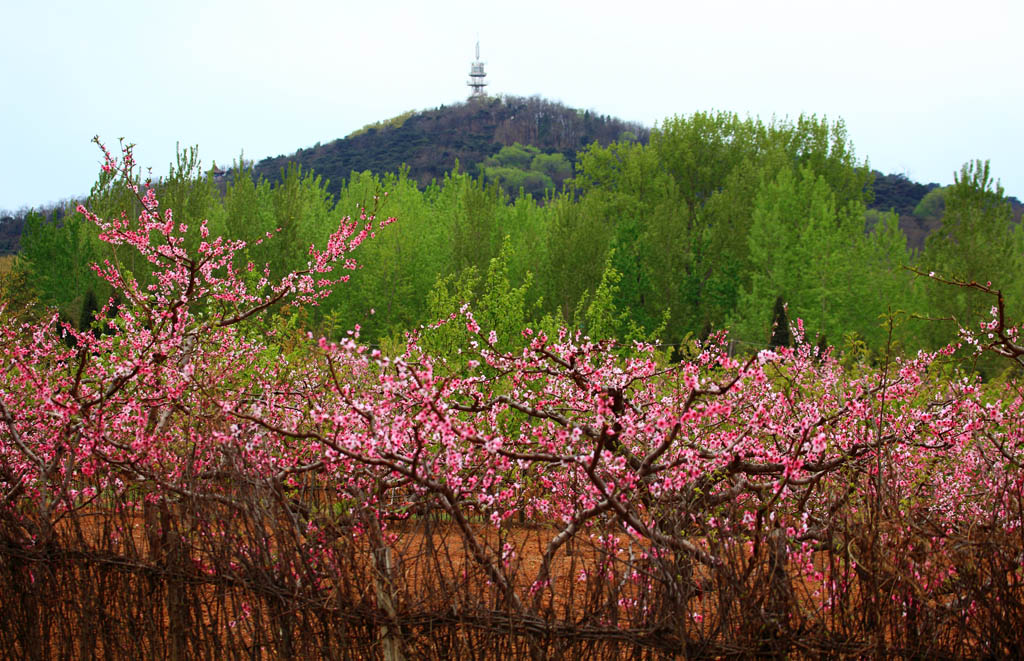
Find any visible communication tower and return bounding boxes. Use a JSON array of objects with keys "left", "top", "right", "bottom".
[{"left": 467, "top": 40, "right": 488, "bottom": 99}]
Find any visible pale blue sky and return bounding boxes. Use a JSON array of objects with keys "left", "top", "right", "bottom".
[{"left": 2, "top": 0, "right": 1021, "bottom": 211}]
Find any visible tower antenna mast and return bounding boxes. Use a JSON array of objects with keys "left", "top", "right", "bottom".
[{"left": 467, "top": 38, "right": 488, "bottom": 99}]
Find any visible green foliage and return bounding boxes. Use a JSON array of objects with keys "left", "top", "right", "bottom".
[
  {"left": 919, "top": 160, "right": 1017, "bottom": 349},
  {"left": 838, "top": 330, "right": 872, "bottom": 371},
  {"left": 854, "top": 211, "right": 919, "bottom": 350},
  {"left": 581, "top": 250, "right": 629, "bottom": 341},
  {"left": 913, "top": 186, "right": 946, "bottom": 219},
  {"left": 478, "top": 143, "right": 571, "bottom": 197},
  {"left": 580, "top": 250, "right": 667, "bottom": 346},
  {"left": 450, "top": 173, "right": 504, "bottom": 274},
  {"left": 345, "top": 109, "right": 416, "bottom": 139},
  {"left": 271, "top": 162, "right": 334, "bottom": 276},
  {"left": 479, "top": 166, "right": 553, "bottom": 199},
  {"left": 419, "top": 269, "right": 479, "bottom": 359},
  {"left": 531, "top": 152, "right": 572, "bottom": 183},
  {"left": 573, "top": 112, "right": 875, "bottom": 347},
  {"left": 541, "top": 192, "right": 612, "bottom": 322},
  {"left": 476, "top": 237, "right": 534, "bottom": 352},
  {"left": 732, "top": 164, "right": 882, "bottom": 348},
  {"left": 0, "top": 255, "right": 36, "bottom": 319},
  {"left": 18, "top": 208, "right": 102, "bottom": 321},
  {"left": 79, "top": 288, "right": 100, "bottom": 334},
  {"left": 486, "top": 143, "right": 539, "bottom": 170},
  {"left": 223, "top": 154, "right": 276, "bottom": 247},
  {"left": 158, "top": 145, "right": 227, "bottom": 247}
]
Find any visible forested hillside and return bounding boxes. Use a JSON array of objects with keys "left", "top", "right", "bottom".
[{"left": 251, "top": 96, "right": 648, "bottom": 196}]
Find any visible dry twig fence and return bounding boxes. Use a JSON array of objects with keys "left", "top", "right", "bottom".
[{"left": 2, "top": 489, "right": 1023, "bottom": 660}]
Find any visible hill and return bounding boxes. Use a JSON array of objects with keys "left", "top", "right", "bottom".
[
  {"left": 250, "top": 96, "right": 649, "bottom": 194},
  {"left": 870, "top": 171, "right": 1023, "bottom": 251},
  {"left": 869, "top": 172, "right": 941, "bottom": 216}
]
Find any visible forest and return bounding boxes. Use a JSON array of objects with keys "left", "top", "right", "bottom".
[{"left": 5, "top": 108, "right": 1022, "bottom": 371}]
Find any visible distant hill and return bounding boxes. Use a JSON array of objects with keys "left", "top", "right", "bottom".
[
  {"left": 869, "top": 172, "right": 942, "bottom": 251},
  {"left": 251, "top": 96, "right": 649, "bottom": 194},
  {"left": 0, "top": 213, "right": 22, "bottom": 255},
  {"left": 869, "top": 172, "right": 941, "bottom": 217},
  {"left": 869, "top": 171, "right": 1023, "bottom": 251}
]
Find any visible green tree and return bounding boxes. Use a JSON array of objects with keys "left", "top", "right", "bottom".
[
  {"left": 18, "top": 208, "right": 101, "bottom": 320},
  {"left": 479, "top": 167, "right": 553, "bottom": 199},
  {"left": 540, "top": 192, "right": 612, "bottom": 321},
  {"left": 733, "top": 166, "right": 865, "bottom": 347},
  {"left": 485, "top": 143, "right": 540, "bottom": 170},
  {"left": 913, "top": 187, "right": 946, "bottom": 219},
  {"left": 852, "top": 210, "right": 918, "bottom": 351},
  {"left": 270, "top": 162, "right": 334, "bottom": 277},
  {"left": 530, "top": 152, "right": 573, "bottom": 188},
  {"left": 919, "top": 160, "right": 1017, "bottom": 346},
  {"left": 157, "top": 144, "right": 227, "bottom": 249},
  {"left": 328, "top": 169, "right": 440, "bottom": 341},
  {"left": 581, "top": 250, "right": 628, "bottom": 341},
  {"left": 478, "top": 143, "right": 569, "bottom": 198},
  {"left": 449, "top": 173, "right": 503, "bottom": 275},
  {"left": 419, "top": 269, "right": 480, "bottom": 359},
  {"left": 476, "top": 237, "right": 534, "bottom": 353},
  {"left": 79, "top": 288, "right": 100, "bottom": 335},
  {"left": 573, "top": 112, "right": 871, "bottom": 346},
  {"left": 769, "top": 296, "right": 791, "bottom": 348},
  {"left": 223, "top": 154, "right": 276, "bottom": 246}
]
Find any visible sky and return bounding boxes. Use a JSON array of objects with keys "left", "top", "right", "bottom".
[{"left": 2, "top": 0, "right": 1022, "bottom": 211}]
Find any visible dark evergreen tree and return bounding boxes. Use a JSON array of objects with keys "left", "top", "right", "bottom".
[
  {"left": 79, "top": 288, "right": 100, "bottom": 337},
  {"left": 769, "top": 296, "right": 791, "bottom": 349}
]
